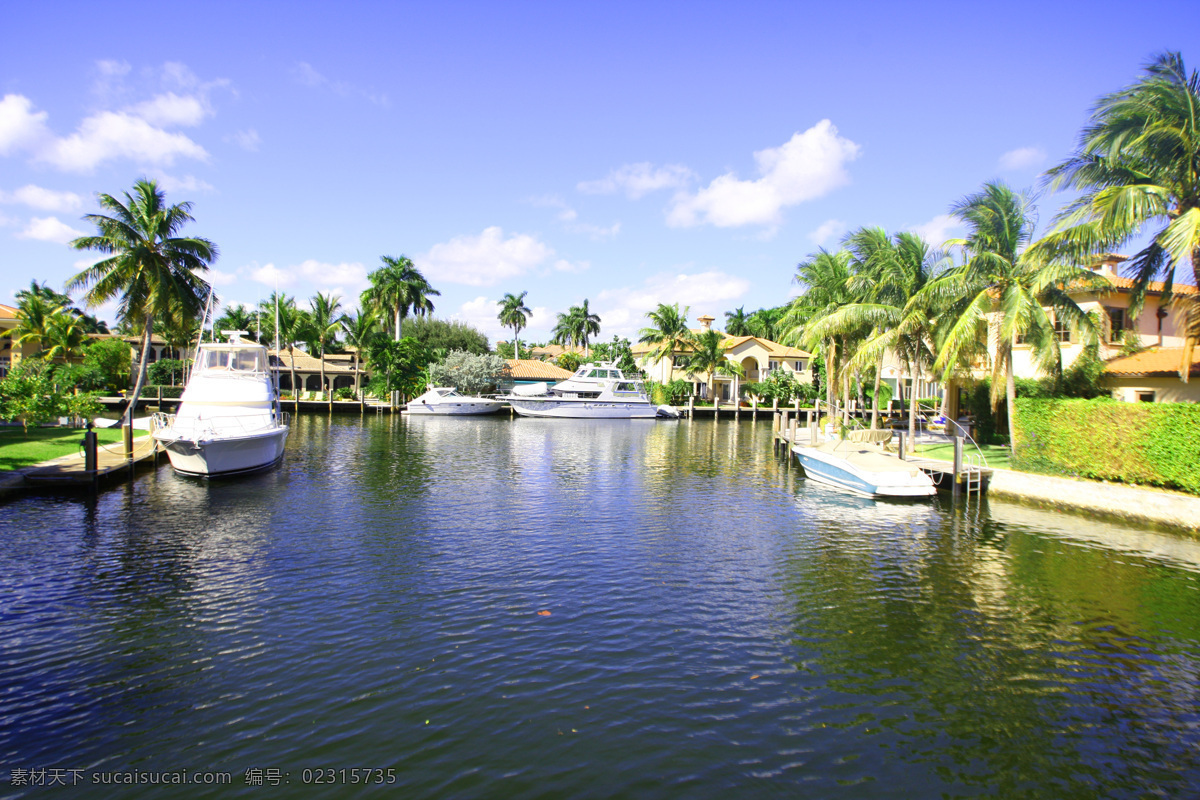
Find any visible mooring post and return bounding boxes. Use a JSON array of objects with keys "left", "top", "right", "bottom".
[
  {"left": 688, "top": 395, "right": 695, "bottom": 418},
  {"left": 897, "top": 430, "right": 906, "bottom": 461},
  {"left": 714, "top": 397, "right": 720, "bottom": 422},
  {"left": 953, "top": 435, "right": 963, "bottom": 501},
  {"left": 83, "top": 421, "right": 98, "bottom": 491},
  {"left": 752, "top": 398, "right": 758, "bottom": 421},
  {"left": 790, "top": 412, "right": 798, "bottom": 446}
]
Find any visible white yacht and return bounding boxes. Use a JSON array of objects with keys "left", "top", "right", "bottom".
[
  {"left": 406, "top": 387, "right": 504, "bottom": 415},
  {"left": 505, "top": 361, "right": 679, "bottom": 419},
  {"left": 793, "top": 437, "right": 935, "bottom": 498},
  {"left": 152, "top": 332, "right": 289, "bottom": 477}
]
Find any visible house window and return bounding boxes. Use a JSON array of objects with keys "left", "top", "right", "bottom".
[
  {"left": 768, "top": 360, "right": 779, "bottom": 371},
  {"left": 1053, "top": 318, "right": 1073, "bottom": 344},
  {"left": 1105, "top": 306, "right": 1130, "bottom": 343},
  {"left": 1136, "top": 391, "right": 1155, "bottom": 403},
  {"left": 794, "top": 360, "right": 804, "bottom": 370}
]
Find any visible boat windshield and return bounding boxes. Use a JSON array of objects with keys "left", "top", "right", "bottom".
[{"left": 196, "top": 347, "right": 265, "bottom": 373}]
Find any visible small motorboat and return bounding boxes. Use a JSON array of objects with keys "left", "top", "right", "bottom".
[
  {"left": 793, "top": 438, "right": 935, "bottom": 498},
  {"left": 405, "top": 387, "right": 504, "bottom": 415},
  {"left": 152, "top": 331, "right": 289, "bottom": 477}
]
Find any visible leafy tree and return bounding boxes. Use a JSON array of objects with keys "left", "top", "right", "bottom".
[
  {"left": 494, "top": 340, "right": 533, "bottom": 360},
  {"left": 68, "top": 179, "right": 216, "bottom": 424},
  {"left": 0, "top": 360, "right": 60, "bottom": 434},
  {"left": 555, "top": 352, "right": 582, "bottom": 372},
  {"left": 1038, "top": 51, "right": 1200, "bottom": 381},
  {"left": 638, "top": 303, "right": 694, "bottom": 375},
  {"left": 407, "top": 317, "right": 490, "bottom": 354},
  {"left": 426, "top": 350, "right": 506, "bottom": 395},
  {"left": 41, "top": 307, "right": 90, "bottom": 363},
  {"left": 148, "top": 358, "right": 186, "bottom": 386},
  {"left": 309, "top": 292, "right": 343, "bottom": 398},
  {"left": 12, "top": 293, "right": 58, "bottom": 355},
  {"left": 497, "top": 291, "right": 532, "bottom": 359},
  {"left": 82, "top": 337, "right": 131, "bottom": 391},
  {"left": 366, "top": 337, "right": 431, "bottom": 398},
  {"left": 782, "top": 248, "right": 853, "bottom": 414},
  {"left": 588, "top": 335, "right": 639, "bottom": 373},
  {"left": 214, "top": 304, "right": 255, "bottom": 339}
]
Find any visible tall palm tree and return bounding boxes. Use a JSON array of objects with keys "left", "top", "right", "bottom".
[
  {"left": 782, "top": 248, "right": 854, "bottom": 414},
  {"left": 1037, "top": 51, "right": 1200, "bottom": 380},
  {"left": 686, "top": 328, "right": 745, "bottom": 401},
  {"left": 921, "top": 182, "right": 1104, "bottom": 447},
  {"left": 310, "top": 292, "right": 343, "bottom": 399},
  {"left": 638, "top": 303, "right": 694, "bottom": 379},
  {"left": 260, "top": 292, "right": 304, "bottom": 407},
  {"left": 68, "top": 179, "right": 215, "bottom": 422},
  {"left": 576, "top": 299, "right": 601, "bottom": 357},
  {"left": 340, "top": 308, "right": 380, "bottom": 397},
  {"left": 724, "top": 306, "right": 751, "bottom": 337},
  {"left": 550, "top": 306, "right": 582, "bottom": 351},
  {"left": 361, "top": 255, "right": 440, "bottom": 341},
  {"left": 214, "top": 304, "right": 254, "bottom": 338},
  {"left": 497, "top": 291, "right": 532, "bottom": 359}
]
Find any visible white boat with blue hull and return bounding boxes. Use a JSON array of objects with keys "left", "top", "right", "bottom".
[{"left": 793, "top": 439, "right": 936, "bottom": 498}]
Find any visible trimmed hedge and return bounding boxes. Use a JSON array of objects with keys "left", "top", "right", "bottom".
[{"left": 1013, "top": 398, "right": 1200, "bottom": 495}]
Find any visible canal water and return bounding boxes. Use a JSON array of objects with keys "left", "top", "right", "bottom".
[{"left": 2, "top": 415, "right": 1199, "bottom": 798}]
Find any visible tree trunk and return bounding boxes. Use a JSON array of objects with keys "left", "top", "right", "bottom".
[
  {"left": 320, "top": 341, "right": 327, "bottom": 403},
  {"left": 394, "top": 307, "right": 402, "bottom": 342},
  {"left": 871, "top": 355, "right": 883, "bottom": 429},
  {"left": 125, "top": 313, "right": 154, "bottom": 425},
  {"left": 1006, "top": 348, "right": 1017, "bottom": 452},
  {"left": 825, "top": 341, "right": 836, "bottom": 414},
  {"left": 908, "top": 357, "right": 920, "bottom": 443}
]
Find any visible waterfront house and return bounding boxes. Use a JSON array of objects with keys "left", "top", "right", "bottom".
[
  {"left": 499, "top": 359, "right": 572, "bottom": 393},
  {"left": 1100, "top": 348, "right": 1200, "bottom": 403},
  {"left": 632, "top": 314, "right": 813, "bottom": 402},
  {"left": 0, "top": 303, "right": 18, "bottom": 377}
]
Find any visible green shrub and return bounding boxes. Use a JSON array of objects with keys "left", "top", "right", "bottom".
[
  {"left": 1013, "top": 398, "right": 1200, "bottom": 495},
  {"left": 335, "top": 387, "right": 356, "bottom": 400}
]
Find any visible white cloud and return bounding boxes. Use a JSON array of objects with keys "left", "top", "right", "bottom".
[
  {"left": 578, "top": 163, "right": 695, "bottom": 199},
  {"left": 147, "top": 171, "right": 215, "bottom": 194},
  {"left": 17, "top": 216, "right": 86, "bottom": 244},
  {"left": 131, "top": 92, "right": 208, "bottom": 127},
  {"left": 906, "top": 214, "right": 963, "bottom": 247},
  {"left": 417, "top": 226, "right": 556, "bottom": 287},
  {"left": 998, "top": 146, "right": 1047, "bottom": 172},
  {"left": 39, "top": 110, "right": 209, "bottom": 171},
  {"left": 0, "top": 185, "right": 84, "bottom": 212},
  {"left": 667, "top": 120, "right": 860, "bottom": 229},
  {"left": 808, "top": 218, "right": 847, "bottom": 247},
  {"left": 452, "top": 296, "right": 554, "bottom": 342},
  {"left": 248, "top": 259, "right": 369, "bottom": 294},
  {"left": 532, "top": 195, "right": 621, "bottom": 239},
  {"left": 594, "top": 269, "right": 751, "bottom": 338},
  {"left": 250, "top": 263, "right": 292, "bottom": 287},
  {"left": 228, "top": 128, "right": 261, "bottom": 151},
  {"left": 206, "top": 268, "right": 238, "bottom": 287},
  {"left": 294, "top": 62, "right": 388, "bottom": 107},
  {"left": 0, "top": 95, "right": 51, "bottom": 156}
]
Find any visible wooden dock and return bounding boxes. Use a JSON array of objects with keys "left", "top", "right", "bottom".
[
  {"left": 22, "top": 433, "right": 160, "bottom": 489},
  {"left": 770, "top": 409, "right": 992, "bottom": 497}
]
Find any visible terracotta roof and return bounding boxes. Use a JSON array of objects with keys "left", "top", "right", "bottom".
[
  {"left": 1102, "top": 275, "right": 1198, "bottom": 296},
  {"left": 530, "top": 344, "right": 585, "bottom": 358},
  {"left": 0, "top": 303, "right": 17, "bottom": 321},
  {"left": 268, "top": 349, "right": 362, "bottom": 373},
  {"left": 503, "top": 358, "right": 573, "bottom": 380},
  {"left": 632, "top": 333, "right": 810, "bottom": 358},
  {"left": 1103, "top": 347, "right": 1200, "bottom": 377}
]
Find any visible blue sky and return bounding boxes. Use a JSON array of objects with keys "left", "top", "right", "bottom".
[{"left": 1, "top": 1, "right": 1195, "bottom": 344}]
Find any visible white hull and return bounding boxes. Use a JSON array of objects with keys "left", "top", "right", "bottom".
[
  {"left": 157, "top": 425, "right": 289, "bottom": 477},
  {"left": 406, "top": 401, "right": 503, "bottom": 415},
  {"left": 508, "top": 397, "right": 659, "bottom": 419},
  {"left": 794, "top": 442, "right": 935, "bottom": 498}
]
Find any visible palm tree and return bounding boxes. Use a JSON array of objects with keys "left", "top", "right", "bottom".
[
  {"left": 725, "top": 306, "right": 751, "bottom": 337},
  {"left": 361, "top": 255, "right": 440, "bottom": 341},
  {"left": 340, "top": 308, "right": 380, "bottom": 397},
  {"left": 576, "top": 299, "right": 601, "bottom": 357},
  {"left": 497, "top": 291, "right": 532, "bottom": 360},
  {"left": 41, "top": 307, "right": 89, "bottom": 364},
  {"left": 638, "top": 303, "right": 694, "bottom": 379},
  {"left": 1037, "top": 51, "right": 1200, "bottom": 380},
  {"left": 68, "top": 179, "right": 216, "bottom": 423},
  {"left": 310, "top": 292, "right": 343, "bottom": 399},
  {"left": 260, "top": 292, "right": 305, "bottom": 408},
  {"left": 921, "top": 182, "right": 1104, "bottom": 447},
  {"left": 686, "top": 328, "right": 745, "bottom": 401},
  {"left": 214, "top": 304, "right": 254, "bottom": 338},
  {"left": 550, "top": 307, "right": 582, "bottom": 351},
  {"left": 782, "top": 248, "right": 853, "bottom": 415},
  {"left": 12, "top": 293, "right": 59, "bottom": 356}
]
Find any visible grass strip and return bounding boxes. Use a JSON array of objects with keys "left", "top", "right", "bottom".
[{"left": 0, "top": 426, "right": 129, "bottom": 472}]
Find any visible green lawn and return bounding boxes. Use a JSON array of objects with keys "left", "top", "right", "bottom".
[
  {"left": 0, "top": 426, "right": 128, "bottom": 472},
  {"left": 913, "top": 441, "right": 1012, "bottom": 470}
]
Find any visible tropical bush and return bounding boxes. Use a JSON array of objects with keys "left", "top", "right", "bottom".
[
  {"left": 1013, "top": 398, "right": 1200, "bottom": 495},
  {"left": 645, "top": 378, "right": 691, "bottom": 405},
  {"left": 555, "top": 353, "right": 581, "bottom": 372},
  {"left": 0, "top": 360, "right": 102, "bottom": 432},
  {"left": 426, "top": 350, "right": 506, "bottom": 395},
  {"left": 147, "top": 358, "right": 187, "bottom": 386},
  {"left": 745, "top": 370, "right": 816, "bottom": 406},
  {"left": 406, "top": 317, "right": 490, "bottom": 355},
  {"left": 81, "top": 337, "right": 131, "bottom": 390},
  {"left": 365, "top": 337, "right": 431, "bottom": 397}
]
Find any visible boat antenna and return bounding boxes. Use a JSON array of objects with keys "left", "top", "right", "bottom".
[{"left": 188, "top": 287, "right": 215, "bottom": 384}]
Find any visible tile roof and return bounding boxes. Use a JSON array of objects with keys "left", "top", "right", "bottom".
[
  {"left": 1103, "top": 347, "right": 1200, "bottom": 377},
  {"left": 0, "top": 303, "right": 17, "bottom": 321},
  {"left": 632, "top": 333, "right": 810, "bottom": 358},
  {"left": 503, "top": 359, "right": 573, "bottom": 380},
  {"left": 268, "top": 349, "right": 362, "bottom": 373}
]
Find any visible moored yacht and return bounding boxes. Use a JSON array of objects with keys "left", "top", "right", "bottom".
[
  {"left": 152, "top": 331, "right": 289, "bottom": 476},
  {"left": 505, "top": 361, "right": 678, "bottom": 419},
  {"left": 793, "top": 437, "right": 935, "bottom": 498},
  {"left": 406, "top": 387, "right": 504, "bottom": 415}
]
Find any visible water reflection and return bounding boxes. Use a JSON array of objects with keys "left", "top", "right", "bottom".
[{"left": 1, "top": 417, "right": 1198, "bottom": 797}]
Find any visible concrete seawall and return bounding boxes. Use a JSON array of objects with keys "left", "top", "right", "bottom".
[{"left": 988, "top": 468, "right": 1200, "bottom": 534}]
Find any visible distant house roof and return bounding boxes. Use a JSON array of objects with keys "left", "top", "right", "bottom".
[
  {"left": 632, "top": 332, "right": 810, "bottom": 359},
  {"left": 1103, "top": 347, "right": 1200, "bottom": 378},
  {"left": 268, "top": 349, "right": 362, "bottom": 374},
  {"left": 530, "top": 344, "right": 585, "bottom": 358},
  {"left": 503, "top": 359, "right": 572, "bottom": 381},
  {"left": 0, "top": 303, "right": 17, "bottom": 321}
]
